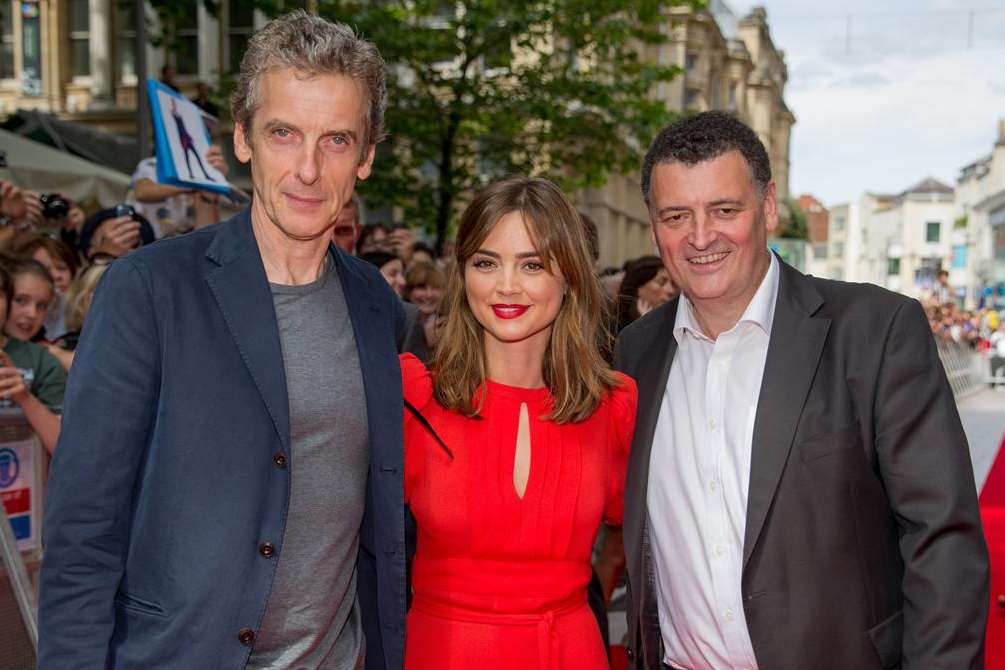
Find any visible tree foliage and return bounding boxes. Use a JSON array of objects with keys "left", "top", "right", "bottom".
[
  {"left": 159, "top": 0, "right": 701, "bottom": 249},
  {"left": 330, "top": 0, "right": 702, "bottom": 248}
]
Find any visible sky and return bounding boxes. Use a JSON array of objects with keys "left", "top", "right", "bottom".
[{"left": 726, "top": 0, "right": 1005, "bottom": 207}]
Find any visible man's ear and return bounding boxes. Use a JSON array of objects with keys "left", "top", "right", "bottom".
[
  {"left": 762, "top": 182, "right": 779, "bottom": 234},
  {"left": 233, "top": 122, "right": 252, "bottom": 164},
  {"left": 356, "top": 144, "right": 377, "bottom": 181}
]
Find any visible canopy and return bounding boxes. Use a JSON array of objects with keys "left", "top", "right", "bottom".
[{"left": 0, "top": 129, "right": 131, "bottom": 208}]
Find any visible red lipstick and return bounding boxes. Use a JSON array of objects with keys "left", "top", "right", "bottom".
[{"left": 491, "top": 304, "right": 530, "bottom": 319}]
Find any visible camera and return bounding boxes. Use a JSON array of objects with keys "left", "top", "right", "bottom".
[
  {"left": 39, "top": 193, "right": 70, "bottom": 220},
  {"left": 114, "top": 203, "right": 136, "bottom": 220}
]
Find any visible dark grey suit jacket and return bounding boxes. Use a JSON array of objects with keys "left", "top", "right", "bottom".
[{"left": 615, "top": 258, "right": 989, "bottom": 670}]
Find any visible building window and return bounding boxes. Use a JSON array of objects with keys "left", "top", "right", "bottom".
[
  {"left": 685, "top": 88, "right": 699, "bottom": 109},
  {"left": 69, "top": 0, "right": 90, "bottom": 77},
  {"left": 727, "top": 82, "right": 737, "bottom": 110},
  {"left": 116, "top": 3, "right": 136, "bottom": 81},
  {"left": 685, "top": 53, "right": 697, "bottom": 71},
  {"left": 953, "top": 244, "right": 967, "bottom": 269},
  {"left": 831, "top": 242, "right": 844, "bottom": 258},
  {"left": 833, "top": 215, "right": 845, "bottom": 232},
  {"left": 926, "top": 221, "right": 941, "bottom": 243},
  {"left": 887, "top": 258, "right": 901, "bottom": 276},
  {"left": 0, "top": 1, "right": 13, "bottom": 79},
  {"left": 174, "top": 1, "right": 200, "bottom": 76},
  {"left": 813, "top": 243, "right": 827, "bottom": 259},
  {"left": 228, "top": 1, "right": 255, "bottom": 73}
]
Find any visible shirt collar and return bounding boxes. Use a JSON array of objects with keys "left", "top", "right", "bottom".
[{"left": 673, "top": 251, "right": 780, "bottom": 343}]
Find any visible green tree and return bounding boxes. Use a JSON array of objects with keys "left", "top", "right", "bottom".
[
  {"left": 780, "top": 197, "right": 808, "bottom": 240},
  {"left": 302, "top": 0, "right": 700, "bottom": 250}
]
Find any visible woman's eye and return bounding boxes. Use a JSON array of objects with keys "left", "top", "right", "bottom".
[
  {"left": 473, "top": 259, "right": 495, "bottom": 269},
  {"left": 523, "top": 262, "right": 544, "bottom": 272}
]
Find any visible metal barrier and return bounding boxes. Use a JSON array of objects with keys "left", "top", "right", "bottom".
[
  {"left": 0, "top": 409, "right": 45, "bottom": 668},
  {"left": 935, "top": 337, "right": 993, "bottom": 399}
]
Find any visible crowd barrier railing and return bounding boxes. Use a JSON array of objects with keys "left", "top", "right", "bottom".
[
  {"left": 0, "top": 408, "right": 45, "bottom": 666},
  {"left": 935, "top": 337, "right": 999, "bottom": 399}
]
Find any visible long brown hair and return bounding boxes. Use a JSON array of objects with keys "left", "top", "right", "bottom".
[{"left": 432, "top": 175, "right": 618, "bottom": 424}]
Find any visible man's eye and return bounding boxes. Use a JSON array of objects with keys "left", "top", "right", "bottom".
[
  {"left": 272, "top": 128, "right": 292, "bottom": 138},
  {"left": 717, "top": 208, "right": 738, "bottom": 216}
]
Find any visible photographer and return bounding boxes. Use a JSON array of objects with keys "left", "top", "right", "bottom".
[{"left": 79, "top": 207, "right": 156, "bottom": 260}]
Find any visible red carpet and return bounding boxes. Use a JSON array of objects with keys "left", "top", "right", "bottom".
[{"left": 981, "top": 433, "right": 1005, "bottom": 669}]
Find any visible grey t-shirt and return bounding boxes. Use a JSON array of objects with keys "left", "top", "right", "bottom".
[{"left": 247, "top": 254, "right": 369, "bottom": 670}]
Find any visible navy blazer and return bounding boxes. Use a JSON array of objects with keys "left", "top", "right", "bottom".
[{"left": 39, "top": 210, "right": 407, "bottom": 669}]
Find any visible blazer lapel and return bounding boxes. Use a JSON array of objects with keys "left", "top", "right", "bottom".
[
  {"left": 743, "top": 261, "right": 830, "bottom": 569},
  {"left": 623, "top": 300, "right": 678, "bottom": 602},
  {"left": 204, "top": 211, "right": 291, "bottom": 452}
]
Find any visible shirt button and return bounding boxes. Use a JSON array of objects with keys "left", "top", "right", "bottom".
[
  {"left": 709, "top": 480, "right": 717, "bottom": 492},
  {"left": 709, "top": 417, "right": 717, "bottom": 430},
  {"left": 258, "top": 542, "right": 276, "bottom": 559},
  {"left": 725, "top": 609, "right": 735, "bottom": 622},
  {"left": 715, "top": 545, "right": 726, "bottom": 557},
  {"left": 273, "top": 453, "right": 287, "bottom": 469},
  {"left": 238, "top": 628, "right": 256, "bottom": 646}
]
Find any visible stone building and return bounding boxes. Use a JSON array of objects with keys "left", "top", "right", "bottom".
[
  {"left": 0, "top": 1, "right": 793, "bottom": 269},
  {"left": 578, "top": 2, "right": 795, "bottom": 268},
  {"left": 956, "top": 119, "right": 1005, "bottom": 308}
]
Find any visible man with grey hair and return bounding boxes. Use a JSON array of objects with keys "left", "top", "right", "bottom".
[{"left": 39, "top": 11, "right": 407, "bottom": 670}]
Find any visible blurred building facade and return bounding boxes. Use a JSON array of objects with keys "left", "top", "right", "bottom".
[
  {"left": 0, "top": 1, "right": 792, "bottom": 269},
  {"left": 579, "top": 1, "right": 795, "bottom": 268}
]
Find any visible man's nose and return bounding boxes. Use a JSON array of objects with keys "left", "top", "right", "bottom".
[
  {"left": 689, "top": 213, "right": 715, "bottom": 249},
  {"left": 296, "top": 144, "right": 322, "bottom": 185}
]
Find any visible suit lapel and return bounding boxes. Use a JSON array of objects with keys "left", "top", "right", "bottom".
[
  {"left": 204, "top": 212, "right": 291, "bottom": 452},
  {"left": 743, "top": 261, "right": 830, "bottom": 569},
  {"left": 623, "top": 300, "right": 678, "bottom": 624}
]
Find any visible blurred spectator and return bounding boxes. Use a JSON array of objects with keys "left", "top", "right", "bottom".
[
  {"left": 79, "top": 208, "right": 156, "bottom": 260},
  {"left": 0, "top": 264, "right": 64, "bottom": 454},
  {"left": 388, "top": 224, "right": 415, "bottom": 265},
  {"left": 11, "top": 235, "right": 78, "bottom": 339},
  {"left": 360, "top": 251, "right": 405, "bottom": 298},
  {"left": 616, "top": 255, "right": 676, "bottom": 333},
  {"left": 130, "top": 145, "right": 229, "bottom": 237},
  {"left": 160, "top": 64, "right": 179, "bottom": 92},
  {"left": 4, "top": 259, "right": 55, "bottom": 343},
  {"left": 357, "top": 222, "right": 390, "bottom": 255},
  {"left": 49, "top": 257, "right": 112, "bottom": 370},
  {"left": 332, "top": 194, "right": 363, "bottom": 254},
  {"left": 191, "top": 82, "right": 220, "bottom": 117},
  {"left": 402, "top": 261, "right": 445, "bottom": 362},
  {"left": 410, "top": 241, "right": 435, "bottom": 267}
]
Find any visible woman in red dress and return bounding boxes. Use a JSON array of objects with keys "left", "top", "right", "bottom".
[{"left": 402, "top": 176, "right": 637, "bottom": 669}]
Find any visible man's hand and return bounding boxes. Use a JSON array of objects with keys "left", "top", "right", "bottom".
[
  {"left": 0, "top": 351, "right": 29, "bottom": 405},
  {"left": 91, "top": 216, "right": 141, "bottom": 258},
  {"left": 389, "top": 226, "right": 414, "bottom": 262},
  {"left": 0, "top": 179, "right": 27, "bottom": 221},
  {"left": 206, "top": 145, "right": 229, "bottom": 178}
]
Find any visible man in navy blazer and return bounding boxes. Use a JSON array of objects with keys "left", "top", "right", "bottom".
[{"left": 39, "top": 13, "right": 406, "bottom": 669}]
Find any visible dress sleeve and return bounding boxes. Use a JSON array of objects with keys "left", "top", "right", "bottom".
[
  {"left": 604, "top": 372, "right": 639, "bottom": 526},
  {"left": 400, "top": 353, "right": 433, "bottom": 504}
]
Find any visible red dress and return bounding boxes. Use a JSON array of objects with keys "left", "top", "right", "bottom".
[{"left": 400, "top": 353, "right": 637, "bottom": 670}]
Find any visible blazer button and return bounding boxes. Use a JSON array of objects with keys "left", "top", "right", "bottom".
[
  {"left": 273, "top": 453, "right": 287, "bottom": 469},
  {"left": 259, "top": 542, "right": 276, "bottom": 558},
  {"left": 238, "top": 628, "right": 255, "bottom": 646},
  {"left": 626, "top": 647, "right": 634, "bottom": 661}
]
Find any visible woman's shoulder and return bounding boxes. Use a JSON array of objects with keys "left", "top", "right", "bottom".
[
  {"left": 604, "top": 371, "right": 638, "bottom": 421},
  {"left": 400, "top": 352, "right": 434, "bottom": 410}
]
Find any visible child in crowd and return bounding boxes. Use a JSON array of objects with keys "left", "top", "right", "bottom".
[
  {"left": 47, "top": 258, "right": 112, "bottom": 370},
  {"left": 3, "top": 259, "right": 56, "bottom": 343},
  {"left": 12, "top": 235, "right": 78, "bottom": 340},
  {"left": 0, "top": 264, "right": 65, "bottom": 454}
]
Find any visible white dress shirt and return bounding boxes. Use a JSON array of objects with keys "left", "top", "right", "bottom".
[{"left": 647, "top": 253, "right": 779, "bottom": 670}]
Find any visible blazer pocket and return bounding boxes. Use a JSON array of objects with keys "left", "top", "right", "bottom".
[
  {"left": 114, "top": 591, "right": 167, "bottom": 618},
  {"left": 867, "top": 609, "right": 903, "bottom": 669},
  {"left": 797, "top": 422, "right": 861, "bottom": 463}
]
